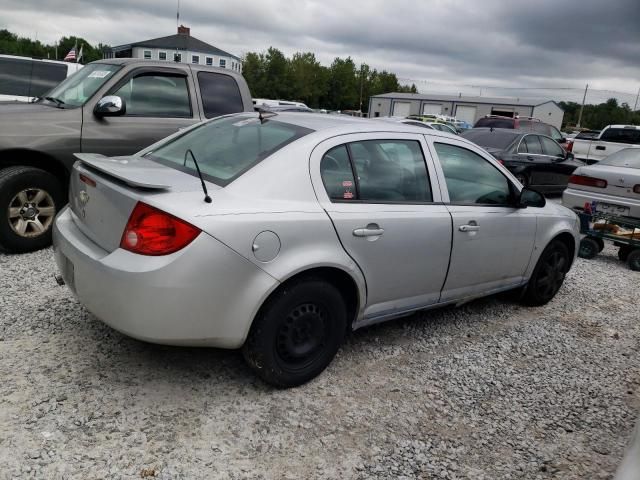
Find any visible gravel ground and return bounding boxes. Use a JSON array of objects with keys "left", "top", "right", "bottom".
[{"left": 1, "top": 240, "right": 638, "bottom": 479}]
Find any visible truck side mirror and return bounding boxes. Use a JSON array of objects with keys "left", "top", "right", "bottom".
[{"left": 94, "top": 95, "right": 126, "bottom": 117}]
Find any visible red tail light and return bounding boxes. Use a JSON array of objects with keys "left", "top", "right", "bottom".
[
  {"left": 120, "top": 202, "right": 200, "bottom": 256},
  {"left": 79, "top": 173, "right": 97, "bottom": 187},
  {"left": 569, "top": 175, "right": 607, "bottom": 188},
  {"left": 634, "top": 185, "right": 640, "bottom": 194}
]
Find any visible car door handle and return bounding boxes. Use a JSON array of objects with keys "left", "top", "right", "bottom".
[
  {"left": 353, "top": 226, "right": 385, "bottom": 237},
  {"left": 527, "top": 156, "right": 535, "bottom": 161},
  {"left": 595, "top": 145, "right": 606, "bottom": 151},
  {"left": 459, "top": 224, "right": 480, "bottom": 232}
]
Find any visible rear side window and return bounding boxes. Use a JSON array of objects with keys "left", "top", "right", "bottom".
[
  {"left": 113, "top": 73, "right": 191, "bottom": 117},
  {"left": 523, "top": 135, "right": 543, "bottom": 154},
  {"left": 147, "top": 115, "right": 311, "bottom": 185},
  {"left": 434, "top": 143, "right": 512, "bottom": 205},
  {"left": 549, "top": 126, "right": 563, "bottom": 142},
  {"left": 197, "top": 72, "right": 244, "bottom": 119},
  {"left": 540, "top": 136, "right": 564, "bottom": 157},
  {"left": 320, "top": 140, "right": 432, "bottom": 203},
  {"left": 29, "top": 62, "right": 67, "bottom": 96},
  {"left": 600, "top": 128, "right": 640, "bottom": 145}
]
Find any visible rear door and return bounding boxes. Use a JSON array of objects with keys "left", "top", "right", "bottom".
[
  {"left": 310, "top": 133, "right": 452, "bottom": 320},
  {"left": 81, "top": 66, "right": 200, "bottom": 157},
  {"left": 538, "top": 135, "right": 577, "bottom": 186},
  {"left": 588, "top": 127, "right": 640, "bottom": 162},
  {"left": 429, "top": 139, "right": 537, "bottom": 301}
]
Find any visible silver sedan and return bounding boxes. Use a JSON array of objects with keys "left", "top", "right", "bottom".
[{"left": 53, "top": 112, "right": 580, "bottom": 387}]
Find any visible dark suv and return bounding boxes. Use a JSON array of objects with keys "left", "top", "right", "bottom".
[{"left": 474, "top": 115, "right": 567, "bottom": 148}]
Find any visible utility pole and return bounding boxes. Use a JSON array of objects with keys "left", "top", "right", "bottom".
[
  {"left": 359, "top": 64, "right": 364, "bottom": 113},
  {"left": 634, "top": 87, "right": 640, "bottom": 111},
  {"left": 576, "top": 83, "right": 588, "bottom": 128}
]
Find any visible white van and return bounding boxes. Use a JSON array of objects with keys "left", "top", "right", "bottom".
[{"left": 0, "top": 55, "right": 83, "bottom": 102}]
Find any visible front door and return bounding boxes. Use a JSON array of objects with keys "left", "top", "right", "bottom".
[
  {"left": 310, "top": 133, "right": 452, "bottom": 321},
  {"left": 81, "top": 67, "right": 200, "bottom": 157},
  {"left": 429, "top": 140, "right": 537, "bottom": 302}
]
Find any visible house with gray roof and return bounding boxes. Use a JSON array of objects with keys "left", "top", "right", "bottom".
[
  {"left": 104, "top": 26, "right": 242, "bottom": 72},
  {"left": 368, "top": 92, "right": 564, "bottom": 129}
]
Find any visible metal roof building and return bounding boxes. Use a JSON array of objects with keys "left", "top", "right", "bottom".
[
  {"left": 368, "top": 92, "right": 564, "bottom": 129},
  {"left": 104, "top": 26, "right": 242, "bottom": 72}
]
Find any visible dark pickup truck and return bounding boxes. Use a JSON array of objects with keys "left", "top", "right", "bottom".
[{"left": 0, "top": 58, "right": 253, "bottom": 252}]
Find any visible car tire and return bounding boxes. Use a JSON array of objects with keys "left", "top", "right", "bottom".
[
  {"left": 578, "top": 237, "right": 600, "bottom": 259},
  {"left": 618, "top": 246, "right": 633, "bottom": 261},
  {"left": 521, "top": 240, "right": 570, "bottom": 306},
  {"left": 594, "top": 237, "right": 605, "bottom": 252},
  {"left": 242, "top": 278, "right": 347, "bottom": 388},
  {"left": 0, "top": 166, "right": 65, "bottom": 253},
  {"left": 627, "top": 249, "right": 640, "bottom": 272}
]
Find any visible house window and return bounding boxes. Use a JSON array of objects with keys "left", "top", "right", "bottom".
[
  {"left": 219, "top": 59, "right": 226, "bottom": 68},
  {"left": 206, "top": 57, "right": 213, "bottom": 66},
  {"left": 192, "top": 55, "right": 200, "bottom": 64},
  {"left": 174, "top": 53, "right": 182, "bottom": 62},
  {"left": 158, "top": 51, "right": 167, "bottom": 61},
  {"left": 143, "top": 50, "right": 152, "bottom": 60}
]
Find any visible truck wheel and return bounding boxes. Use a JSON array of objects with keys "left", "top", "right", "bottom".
[
  {"left": 627, "top": 250, "right": 640, "bottom": 272},
  {"left": 0, "top": 166, "right": 65, "bottom": 253},
  {"left": 618, "top": 246, "right": 633, "bottom": 261},
  {"left": 578, "top": 237, "right": 600, "bottom": 259}
]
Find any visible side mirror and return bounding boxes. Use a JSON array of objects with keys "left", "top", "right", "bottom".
[
  {"left": 94, "top": 95, "right": 126, "bottom": 117},
  {"left": 517, "top": 187, "right": 546, "bottom": 208}
]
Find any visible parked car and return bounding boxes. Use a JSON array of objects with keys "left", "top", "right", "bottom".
[
  {"left": 562, "top": 148, "right": 640, "bottom": 218},
  {"left": 53, "top": 112, "right": 579, "bottom": 387},
  {"left": 461, "top": 128, "right": 583, "bottom": 193},
  {"left": 0, "top": 58, "right": 253, "bottom": 253},
  {"left": 0, "top": 54, "right": 83, "bottom": 102},
  {"left": 255, "top": 103, "right": 313, "bottom": 112},
  {"left": 374, "top": 117, "right": 435, "bottom": 129},
  {"left": 427, "top": 122, "right": 458, "bottom": 134},
  {"left": 569, "top": 125, "right": 640, "bottom": 164},
  {"left": 474, "top": 115, "right": 568, "bottom": 149}
]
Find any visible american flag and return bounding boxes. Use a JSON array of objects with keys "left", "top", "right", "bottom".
[{"left": 64, "top": 47, "right": 76, "bottom": 62}]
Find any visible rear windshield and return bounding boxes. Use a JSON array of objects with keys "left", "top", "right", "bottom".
[
  {"left": 146, "top": 114, "right": 313, "bottom": 185},
  {"left": 474, "top": 117, "right": 514, "bottom": 129},
  {"left": 598, "top": 149, "right": 640, "bottom": 169},
  {"left": 461, "top": 130, "right": 520, "bottom": 150}
]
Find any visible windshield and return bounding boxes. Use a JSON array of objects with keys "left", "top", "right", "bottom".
[
  {"left": 599, "top": 148, "right": 640, "bottom": 169},
  {"left": 146, "top": 114, "right": 313, "bottom": 186},
  {"left": 42, "top": 63, "right": 120, "bottom": 107},
  {"left": 461, "top": 130, "right": 520, "bottom": 150}
]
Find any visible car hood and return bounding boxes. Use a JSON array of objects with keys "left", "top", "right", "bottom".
[{"left": 0, "top": 101, "right": 82, "bottom": 144}]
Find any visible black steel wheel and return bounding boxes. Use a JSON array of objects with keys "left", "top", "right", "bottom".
[
  {"left": 521, "top": 240, "right": 570, "bottom": 306},
  {"left": 578, "top": 237, "right": 600, "bottom": 259},
  {"left": 243, "top": 278, "right": 347, "bottom": 388},
  {"left": 594, "top": 237, "right": 605, "bottom": 252},
  {"left": 618, "top": 246, "right": 633, "bottom": 261},
  {"left": 515, "top": 172, "right": 529, "bottom": 187},
  {"left": 627, "top": 249, "right": 640, "bottom": 272}
]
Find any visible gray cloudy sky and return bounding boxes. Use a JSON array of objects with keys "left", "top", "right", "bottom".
[{"left": 2, "top": 0, "right": 639, "bottom": 103}]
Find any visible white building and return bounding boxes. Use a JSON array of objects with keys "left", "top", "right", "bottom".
[
  {"left": 105, "top": 26, "right": 242, "bottom": 73},
  {"left": 368, "top": 92, "right": 565, "bottom": 129}
]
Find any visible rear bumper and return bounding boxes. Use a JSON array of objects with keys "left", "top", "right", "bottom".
[
  {"left": 562, "top": 188, "right": 640, "bottom": 219},
  {"left": 53, "top": 206, "right": 278, "bottom": 348}
]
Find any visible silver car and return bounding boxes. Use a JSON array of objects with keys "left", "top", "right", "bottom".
[
  {"left": 53, "top": 112, "right": 580, "bottom": 387},
  {"left": 563, "top": 148, "right": 640, "bottom": 218}
]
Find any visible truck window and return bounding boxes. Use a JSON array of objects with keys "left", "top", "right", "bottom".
[
  {"left": 197, "top": 72, "right": 244, "bottom": 119},
  {"left": 113, "top": 73, "right": 192, "bottom": 118},
  {"left": 600, "top": 128, "right": 640, "bottom": 145},
  {"left": 0, "top": 57, "right": 33, "bottom": 97}
]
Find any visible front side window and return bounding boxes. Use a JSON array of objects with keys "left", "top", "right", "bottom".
[
  {"left": 320, "top": 140, "right": 432, "bottom": 203},
  {"left": 197, "top": 72, "right": 244, "bottom": 118},
  {"left": 192, "top": 55, "right": 199, "bottom": 64},
  {"left": 146, "top": 115, "right": 312, "bottom": 185},
  {"left": 540, "top": 136, "right": 564, "bottom": 157},
  {"left": 219, "top": 59, "right": 226, "bottom": 68},
  {"left": 44, "top": 63, "right": 120, "bottom": 107},
  {"left": 434, "top": 143, "right": 512, "bottom": 205},
  {"left": 113, "top": 73, "right": 191, "bottom": 117},
  {"left": 143, "top": 50, "right": 152, "bottom": 60}
]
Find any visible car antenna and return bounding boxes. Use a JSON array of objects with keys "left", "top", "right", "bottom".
[
  {"left": 184, "top": 149, "right": 212, "bottom": 204},
  {"left": 256, "top": 107, "right": 277, "bottom": 124}
]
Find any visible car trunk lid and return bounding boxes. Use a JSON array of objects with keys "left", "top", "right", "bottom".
[
  {"left": 573, "top": 164, "right": 640, "bottom": 200},
  {"left": 69, "top": 154, "right": 220, "bottom": 252}
]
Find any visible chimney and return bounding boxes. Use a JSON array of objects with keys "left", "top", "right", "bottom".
[{"left": 178, "top": 25, "right": 190, "bottom": 36}]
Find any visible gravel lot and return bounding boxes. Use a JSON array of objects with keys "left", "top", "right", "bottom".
[{"left": 1, "top": 237, "right": 638, "bottom": 479}]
